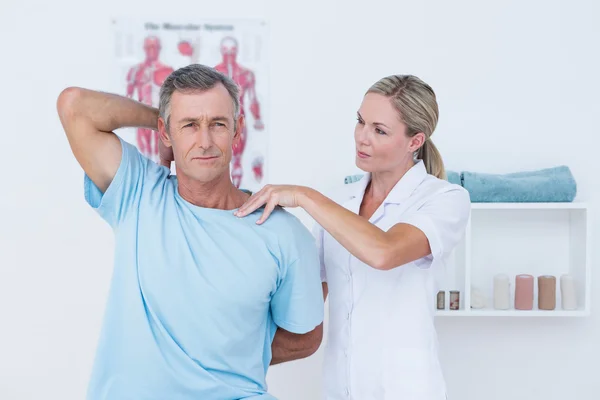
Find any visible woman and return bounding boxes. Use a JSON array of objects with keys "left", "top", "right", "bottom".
[{"left": 235, "top": 75, "right": 471, "bottom": 399}]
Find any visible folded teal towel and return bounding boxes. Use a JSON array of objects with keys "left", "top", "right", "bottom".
[
  {"left": 446, "top": 170, "right": 461, "bottom": 186},
  {"left": 461, "top": 165, "right": 577, "bottom": 202},
  {"left": 344, "top": 170, "right": 461, "bottom": 185}
]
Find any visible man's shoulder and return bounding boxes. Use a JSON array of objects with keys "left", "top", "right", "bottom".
[
  {"left": 265, "top": 207, "right": 308, "bottom": 231},
  {"left": 120, "top": 137, "right": 169, "bottom": 177},
  {"left": 259, "top": 208, "right": 314, "bottom": 245},
  {"left": 264, "top": 209, "right": 319, "bottom": 270}
]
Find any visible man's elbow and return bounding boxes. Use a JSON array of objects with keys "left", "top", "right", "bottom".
[
  {"left": 57, "top": 87, "right": 82, "bottom": 119},
  {"left": 304, "top": 323, "right": 323, "bottom": 357},
  {"left": 270, "top": 324, "right": 324, "bottom": 366},
  {"left": 294, "top": 323, "right": 324, "bottom": 359}
]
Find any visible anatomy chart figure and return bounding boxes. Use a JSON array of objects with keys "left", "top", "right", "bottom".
[
  {"left": 214, "top": 36, "right": 264, "bottom": 188},
  {"left": 126, "top": 36, "right": 174, "bottom": 159}
]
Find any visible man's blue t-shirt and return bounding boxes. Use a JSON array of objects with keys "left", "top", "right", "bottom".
[{"left": 84, "top": 137, "right": 324, "bottom": 400}]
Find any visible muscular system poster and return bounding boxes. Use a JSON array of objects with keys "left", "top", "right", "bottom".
[{"left": 112, "top": 18, "right": 269, "bottom": 191}]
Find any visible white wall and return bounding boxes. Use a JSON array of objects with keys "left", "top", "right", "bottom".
[{"left": 1, "top": 0, "right": 599, "bottom": 399}]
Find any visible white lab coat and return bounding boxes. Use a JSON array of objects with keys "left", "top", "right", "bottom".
[{"left": 315, "top": 160, "right": 471, "bottom": 400}]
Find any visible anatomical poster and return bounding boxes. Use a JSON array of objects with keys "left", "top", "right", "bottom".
[{"left": 111, "top": 18, "right": 269, "bottom": 191}]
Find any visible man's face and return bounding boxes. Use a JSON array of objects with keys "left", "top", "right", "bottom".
[{"left": 159, "top": 84, "right": 243, "bottom": 183}]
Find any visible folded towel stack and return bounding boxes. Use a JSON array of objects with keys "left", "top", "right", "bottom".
[
  {"left": 343, "top": 166, "right": 577, "bottom": 203},
  {"left": 446, "top": 170, "right": 461, "bottom": 186},
  {"left": 461, "top": 165, "right": 577, "bottom": 203}
]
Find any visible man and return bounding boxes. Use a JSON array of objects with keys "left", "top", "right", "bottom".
[{"left": 57, "top": 64, "right": 324, "bottom": 399}]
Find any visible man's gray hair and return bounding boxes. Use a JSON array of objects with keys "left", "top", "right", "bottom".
[{"left": 158, "top": 64, "right": 240, "bottom": 131}]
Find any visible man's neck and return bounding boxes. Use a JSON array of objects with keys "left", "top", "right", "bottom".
[{"left": 176, "top": 172, "right": 249, "bottom": 210}]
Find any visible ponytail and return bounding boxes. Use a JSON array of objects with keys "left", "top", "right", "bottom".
[{"left": 417, "top": 139, "right": 446, "bottom": 180}]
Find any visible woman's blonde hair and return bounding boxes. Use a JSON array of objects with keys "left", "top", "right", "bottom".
[{"left": 367, "top": 75, "right": 446, "bottom": 180}]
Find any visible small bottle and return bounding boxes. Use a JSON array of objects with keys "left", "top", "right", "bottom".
[
  {"left": 493, "top": 274, "right": 511, "bottom": 310},
  {"left": 436, "top": 291, "right": 445, "bottom": 310},
  {"left": 449, "top": 291, "right": 460, "bottom": 310},
  {"left": 470, "top": 286, "right": 486, "bottom": 309},
  {"left": 515, "top": 274, "right": 534, "bottom": 310},
  {"left": 538, "top": 275, "right": 556, "bottom": 310},
  {"left": 560, "top": 274, "right": 577, "bottom": 310}
]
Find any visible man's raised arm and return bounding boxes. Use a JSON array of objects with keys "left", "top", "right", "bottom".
[{"left": 56, "top": 88, "right": 158, "bottom": 193}]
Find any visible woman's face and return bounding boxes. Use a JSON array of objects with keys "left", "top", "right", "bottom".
[{"left": 354, "top": 92, "right": 424, "bottom": 173}]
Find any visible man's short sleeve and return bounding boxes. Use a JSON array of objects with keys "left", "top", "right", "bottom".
[
  {"left": 84, "top": 136, "right": 149, "bottom": 228},
  {"left": 397, "top": 186, "right": 471, "bottom": 264},
  {"left": 270, "top": 226, "right": 325, "bottom": 334}
]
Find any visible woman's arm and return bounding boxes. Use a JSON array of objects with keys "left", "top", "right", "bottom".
[
  {"left": 300, "top": 189, "right": 431, "bottom": 270},
  {"left": 236, "top": 185, "right": 433, "bottom": 270}
]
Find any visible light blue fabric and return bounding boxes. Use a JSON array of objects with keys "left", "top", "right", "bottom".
[
  {"left": 461, "top": 165, "right": 577, "bottom": 202},
  {"left": 446, "top": 170, "right": 461, "bottom": 186},
  {"left": 344, "top": 170, "right": 461, "bottom": 185},
  {"left": 84, "top": 137, "right": 324, "bottom": 400},
  {"left": 344, "top": 166, "right": 576, "bottom": 203},
  {"left": 344, "top": 174, "right": 364, "bottom": 184}
]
